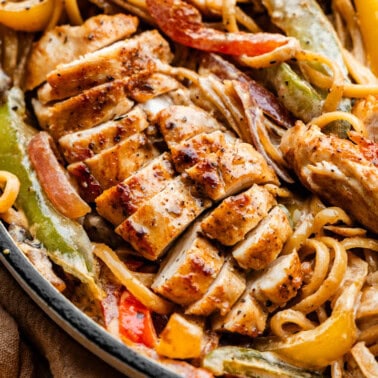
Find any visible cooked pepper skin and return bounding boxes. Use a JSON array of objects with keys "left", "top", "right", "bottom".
[
  {"left": 262, "top": 0, "right": 351, "bottom": 127},
  {"left": 0, "top": 0, "right": 54, "bottom": 32},
  {"left": 265, "top": 63, "right": 323, "bottom": 123},
  {"left": 0, "top": 88, "right": 94, "bottom": 278},
  {"left": 355, "top": 0, "right": 378, "bottom": 76}
]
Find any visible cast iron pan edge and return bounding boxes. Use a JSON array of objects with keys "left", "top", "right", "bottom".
[{"left": 0, "top": 221, "right": 181, "bottom": 378}]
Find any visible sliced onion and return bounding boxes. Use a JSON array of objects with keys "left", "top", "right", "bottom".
[
  {"left": 94, "top": 243, "right": 174, "bottom": 315},
  {"left": 28, "top": 131, "right": 91, "bottom": 219},
  {"left": 233, "top": 80, "right": 294, "bottom": 183}
]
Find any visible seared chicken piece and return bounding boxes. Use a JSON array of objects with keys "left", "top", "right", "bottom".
[
  {"left": 38, "top": 30, "right": 172, "bottom": 103},
  {"left": 171, "top": 130, "right": 278, "bottom": 201},
  {"left": 116, "top": 176, "right": 211, "bottom": 260},
  {"left": 151, "top": 222, "right": 224, "bottom": 306},
  {"left": 140, "top": 88, "right": 195, "bottom": 121},
  {"left": 95, "top": 152, "right": 176, "bottom": 225},
  {"left": 170, "top": 130, "right": 236, "bottom": 172},
  {"left": 212, "top": 288, "right": 267, "bottom": 337},
  {"left": 250, "top": 251, "right": 302, "bottom": 309},
  {"left": 142, "top": 96, "right": 175, "bottom": 120},
  {"left": 280, "top": 122, "right": 378, "bottom": 233},
  {"left": 33, "top": 80, "right": 134, "bottom": 139},
  {"left": 157, "top": 105, "right": 223, "bottom": 148},
  {"left": 232, "top": 205, "right": 292, "bottom": 270},
  {"left": 58, "top": 106, "right": 149, "bottom": 163},
  {"left": 185, "top": 258, "right": 246, "bottom": 316},
  {"left": 187, "top": 140, "right": 279, "bottom": 201},
  {"left": 81, "top": 132, "right": 160, "bottom": 189},
  {"left": 25, "top": 14, "right": 139, "bottom": 90},
  {"left": 201, "top": 184, "right": 277, "bottom": 246},
  {"left": 125, "top": 73, "right": 180, "bottom": 103}
]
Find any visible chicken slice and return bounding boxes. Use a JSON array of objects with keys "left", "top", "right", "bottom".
[
  {"left": 58, "top": 106, "right": 149, "bottom": 163},
  {"left": 212, "top": 289, "right": 267, "bottom": 338},
  {"left": 125, "top": 73, "right": 180, "bottom": 103},
  {"left": 151, "top": 222, "right": 224, "bottom": 306},
  {"left": 38, "top": 30, "right": 172, "bottom": 103},
  {"left": 33, "top": 80, "right": 134, "bottom": 139},
  {"left": 25, "top": 14, "right": 139, "bottom": 90},
  {"left": 249, "top": 251, "right": 302, "bottom": 309},
  {"left": 280, "top": 122, "right": 378, "bottom": 233},
  {"left": 185, "top": 258, "right": 246, "bottom": 317},
  {"left": 170, "top": 130, "right": 237, "bottom": 173},
  {"left": 115, "top": 176, "right": 211, "bottom": 260},
  {"left": 171, "top": 130, "right": 278, "bottom": 200},
  {"left": 201, "top": 184, "right": 277, "bottom": 246},
  {"left": 232, "top": 205, "right": 293, "bottom": 270},
  {"left": 95, "top": 152, "right": 176, "bottom": 225},
  {"left": 82, "top": 132, "right": 160, "bottom": 189},
  {"left": 186, "top": 139, "right": 279, "bottom": 201},
  {"left": 157, "top": 105, "right": 223, "bottom": 148}
]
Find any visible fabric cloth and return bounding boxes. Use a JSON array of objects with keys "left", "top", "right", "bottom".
[{"left": 0, "top": 263, "right": 127, "bottom": 378}]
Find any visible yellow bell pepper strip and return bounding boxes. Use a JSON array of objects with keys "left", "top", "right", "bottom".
[
  {"left": 0, "top": 88, "right": 96, "bottom": 289},
  {"left": 355, "top": 0, "right": 378, "bottom": 76},
  {"left": 0, "top": 0, "right": 54, "bottom": 32},
  {"left": 253, "top": 256, "right": 368, "bottom": 369},
  {"left": 203, "top": 346, "right": 323, "bottom": 377},
  {"left": 155, "top": 313, "right": 203, "bottom": 359},
  {"left": 65, "top": 0, "right": 84, "bottom": 25}
]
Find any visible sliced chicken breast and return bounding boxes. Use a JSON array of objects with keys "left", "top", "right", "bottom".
[
  {"left": 95, "top": 152, "right": 176, "bottom": 225},
  {"left": 157, "top": 105, "right": 223, "bottom": 148},
  {"left": 232, "top": 205, "right": 293, "bottom": 270},
  {"left": 170, "top": 130, "right": 236, "bottom": 173},
  {"left": 116, "top": 176, "right": 211, "bottom": 260},
  {"left": 186, "top": 139, "right": 279, "bottom": 201},
  {"left": 185, "top": 258, "right": 246, "bottom": 317},
  {"left": 26, "top": 14, "right": 139, "bottom": 90},
  {"left": 33, "top": 79, "right": 134, "bottom": 139},
  {"left": 151, "top": 222, "right": 224, "bottom": 306},
  {"left": 201, "top": 184, "right": 277, "bottom": 246},
  {"left": 212, "top": 289, "right": 267, "bottom": 338},
  {"left": 281, "top": 122, "right": 378, "bottom": 233},
  {"left": 82, "top": 132, "right": 160, "bottom": 189},
  {"left": 125, "top": 73, "right": 180, "bottom": 103},
  {"left": 58, "top": 106, "right": 149, "bottom": 163},
  {"left": 38, "top": 30, "right": 172, "bottom": 103},
  {"left": 249, "top": 251, "right": 303, "bottom": 309}
]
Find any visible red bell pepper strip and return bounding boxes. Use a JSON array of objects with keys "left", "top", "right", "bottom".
[
  {"left": 146, "top": 0, "right": 291, "bottom": 56},
  {"left": 28, "top": 131, "right": 91, "bottom": 219},
  {"left": 119, "top": 290, "right": 157, "bottom": 348}
]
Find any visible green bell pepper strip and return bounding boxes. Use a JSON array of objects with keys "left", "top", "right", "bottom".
[
  {"left": 202, "top": 346, "right": 323, "bottom": 377},
  {"left": 0, "top": 88, "right": 97, "bottom": 291},
  {"left": 265, "top": 63, "right": 323, "bottom": 123},
  {"left": 262, "top": 0, "right": 347, "bottom": 77},
  {"left": 262, "top": 0, "right": 351, "bottom": 135}
]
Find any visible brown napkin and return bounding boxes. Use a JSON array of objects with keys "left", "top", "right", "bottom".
[{"left": 0, "top": 263, "right": 127, "bottom": 378}]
